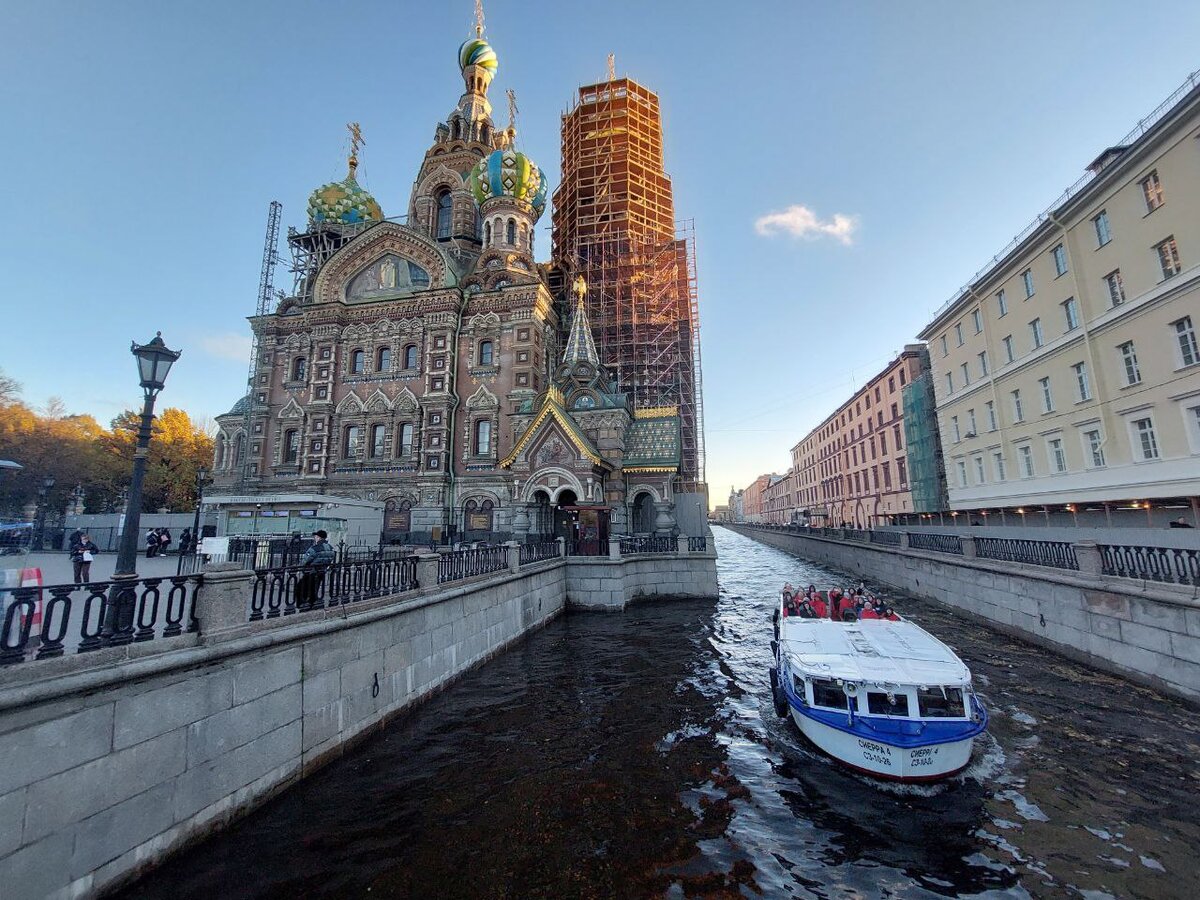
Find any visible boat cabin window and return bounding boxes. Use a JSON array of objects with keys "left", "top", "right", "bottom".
[
  {"left": 811, "top": 679, "right": 846, "bottom": 710},
  {"left": 791, "top": 675, "right": 807, "bottom": 704},
  {"left": 917, "top": 686, "right": 966, "bottom": 718},
  {"left": 866, "top": 691, "right": 910, "bottom": 717}
]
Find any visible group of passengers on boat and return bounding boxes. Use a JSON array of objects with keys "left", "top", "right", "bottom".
[{"left": 781, "top": 583, "right": 900, "bottom": 622}]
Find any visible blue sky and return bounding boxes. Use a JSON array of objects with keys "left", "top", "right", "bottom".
[{"left": 3, "top": 1, "right": 1199, "bottom": 503}]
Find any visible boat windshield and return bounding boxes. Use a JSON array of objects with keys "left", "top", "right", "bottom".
[
  {"left": 811, "top": 679, "right": 846, "bottom": 710},
  {"left": 916, "top": 686, "right": 966, "bottom": 718},
  {"left": 866, "top": 691, "right": 909, "bottom": 717}
]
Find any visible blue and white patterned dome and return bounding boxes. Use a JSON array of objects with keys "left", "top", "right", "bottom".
[{"left": 468, "top": 149, "right": 547, "bottom": 220}]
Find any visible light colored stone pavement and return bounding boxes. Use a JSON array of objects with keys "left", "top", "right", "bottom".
[{"left": 1, "top": 551, "right": 185, "bottom": 586}]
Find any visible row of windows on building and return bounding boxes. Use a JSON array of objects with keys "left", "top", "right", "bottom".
[
  {"left": 432, "top": 187, "right": 531, "bottom": 250},
  {"left": 809, "top": 457, "right": 910, "bottom": 504},
  {"left": 813, "top": 366, "right": 910, "bottom": 443},
  {"left": 953, "top": 400, "right": 1200, "bottom": 489},
  {"left": 288, "top": 341, "right": 497, "bottom": 384},
  {"left": 279, "top": 418, "right": 496, "bottom": 465},
  {"left": 944, "top": 314, "right": 1196, "bottom": 397},
  {"left": 811, "top": 424, "right": 907, "bottom": 481}
]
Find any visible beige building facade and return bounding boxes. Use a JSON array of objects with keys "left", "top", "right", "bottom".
[
  {"left": 918, "top": 72, "right": 1200, "bottom": 522},
  {"left": 791, "top": 346, "right": 930, "bottom": 527}
]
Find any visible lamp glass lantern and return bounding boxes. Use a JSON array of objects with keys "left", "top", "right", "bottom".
[{"left": 132, "top": 332, "right": 181, "bottom": 393}]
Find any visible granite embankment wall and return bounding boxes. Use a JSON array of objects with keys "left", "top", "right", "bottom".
[
  {"left": 0, "top": 546, "right": 718, "bottom": 899},
  {"left": 725, "top": 524, "right": 1200, "bottom": 703}
]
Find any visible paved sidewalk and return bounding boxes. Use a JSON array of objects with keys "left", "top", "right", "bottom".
[{"left": 2, "top": 551, "right": 185, "bottom": 585}]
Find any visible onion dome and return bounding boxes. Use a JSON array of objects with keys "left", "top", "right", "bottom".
[
  {"left": 468, "top": 149, "right": 547, "bottom": 219},
  {"left": 306, "top": 156, "right": 383, "bottom": 225},
  {"left": 458, "top": 38, "right": 498, "bottom": 77}
]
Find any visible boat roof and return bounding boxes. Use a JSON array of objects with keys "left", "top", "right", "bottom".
[{"left": 781, "top": 618, "right": 971, "bottom": 687}]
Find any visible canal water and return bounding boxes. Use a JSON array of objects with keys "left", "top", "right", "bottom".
[{"left": 122, "top": 526, "right": 1199, "bottom": 899}]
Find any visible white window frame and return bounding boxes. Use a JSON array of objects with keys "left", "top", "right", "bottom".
[
  {"left": 1052, "top": 243, "right": 1068, "bottom": 277},
  {"left": 973, "top": 455, "right": 986, "bottom": 484},
  {"left": 1030, "top": 318, "right": 1044, "bottom": 350},
  {"left": 1017, "top": 444, "right": 1035, "bottom": 478},
  {"left": 1093, "top": 210, "right": 1111, "bottom": 247},
  {"left": 1119, "top": 341, "right": 1141, "bottom": 386},
  {"left": 1039, "top": 376, "right": 1054, "bottom": 413},
  {"left": 1022, "top": 269, "right": 1035, "bottom": 297},
  {"left": 1002, "top": 335, "right": 1015, "bottom": 364},
  {"left": 1128, "top": 415, "right": 1161, "bottom": 461},
  {"left": 1104, "top": 269, "right": 1125, "bottom": 306},
  {"left": 1175, "top": 316, "right": 1198, "bottom": 367},
  {"left": 955, "top": 323, "right": 964, "bottom": 346},
  {"left": 1062, "top": 297, "right": 1080, "bottom": 332},
  {"left": 992, "top": 451, "right": 1006, "bottom": 482},
  {"left": 986, "top": 400, "right": 997, "bottom": 432},
  {"left": 1141, "top": 170, "right": 1164, "bottom": 212},
  {"left": 1156, "top": 235, "right": 1181, "bottom": 280},
  {"left": 1011, "top": 389, "right": 1024, "bottom": 422},
  {"left": 996, "top": 289, "right": 1008, "bottom": 317},
  {"left": 956, "top": 459, "right": 968, "bottom": 488},
  {"left": 972, "top": 309, "right": 983, "bottom": 334},
  {"left": 940, "top": 334, "right": 948, "bottom": 357},
  {"left": 1072, "top": 361, "right": 1092, "bottom": 401},
  {"left": 1081, "top": 428, "right": 1106, "bottom": 469},
  {"left": 1181, "top": 399, "right": 1200, "bottom": 455},
  {"left": 959, "top": 362, "right": 970, "bottom": 388},
  {"left": 945, "top": 372, "right": 954, "bottom": 394},
  {"left": 1046, "top": 436, "right": 1067, "bottom": 474},
  {"left": 967, "top": 408, "right": 978, "bottom": 435},
  {"left": 978, "top": 350, "right": 989, "bottom": 376},
  {"left": 951, "top": 415, "right": 960, "bottom": 443}
]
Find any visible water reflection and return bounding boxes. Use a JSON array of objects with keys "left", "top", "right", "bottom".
[{"left": 121, "top": 526, "right": 1198, "bottom": 899}]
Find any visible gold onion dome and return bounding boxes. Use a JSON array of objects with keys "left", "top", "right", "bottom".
[
  {"left": 468, "top": 149, "right": 548, "bottom": 221},
  {"left": 306, "top": 156, "right": 383, "bottom": 225}
]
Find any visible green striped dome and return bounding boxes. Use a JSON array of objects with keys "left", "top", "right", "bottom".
[
  {"left": 468, "top": 149, "right": 547, "bottom": 220},
  {"left": 458, "top": 38, "right": 497, "bottom": 76},
  {"left": 307, "top": 168, "right": 383, "bottom": 225}
]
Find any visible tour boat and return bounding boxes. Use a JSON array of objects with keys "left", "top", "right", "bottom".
[{"left": 769, "top": 588, "right": 988, "bottom": 782}]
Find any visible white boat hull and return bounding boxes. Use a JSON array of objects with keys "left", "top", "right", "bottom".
[{"left": 790, "top": 708, "right": 975, "bottom": 782}]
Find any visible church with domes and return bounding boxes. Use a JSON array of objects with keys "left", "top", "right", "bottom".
[{"left": 209, "top": 13, "right": 688, "bottom": 547}]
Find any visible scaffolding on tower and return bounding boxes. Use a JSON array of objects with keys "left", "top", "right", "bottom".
[{"left": 237, "top": 200, "right": 282, "bottom": 488}]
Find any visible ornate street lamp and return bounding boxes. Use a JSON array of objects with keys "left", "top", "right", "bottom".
[
  {"left": 34, "top": 475, "right": 55, "bottom": 550},
  {"left": 108, "top": 334, "right": 180, "bottom": 640}
]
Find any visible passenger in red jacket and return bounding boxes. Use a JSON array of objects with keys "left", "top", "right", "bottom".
[
  {"left": 810, "top": 595, "right": 828, "bottom": 618},
  {"left": 859, "top": 604, "right": 880, "bottom": 620},
  {"left": 880, "top": 605, "right": 901, "bottom": 621}
]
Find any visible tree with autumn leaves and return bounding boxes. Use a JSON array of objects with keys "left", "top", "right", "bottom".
[{"left": 0, "top": 368, "right": 214, "bottom": 519}]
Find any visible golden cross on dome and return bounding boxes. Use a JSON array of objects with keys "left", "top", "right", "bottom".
[
  {"left": 474, "top": 0, "right": 485, "bottom": 38},
  {"left": 346, "top": 122, "right": 364, "bottom": 176},
  {"left": 506, "top": 89, "right": 518, "bottom": 136}
]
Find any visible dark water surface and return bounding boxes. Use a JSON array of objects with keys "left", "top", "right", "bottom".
[{"left": 122, "top": 526, "right": 1199, "bottom": 899}]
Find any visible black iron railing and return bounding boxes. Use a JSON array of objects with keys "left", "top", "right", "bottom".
[
  {"left": 438, "top": 546, "right": 510, "bottom": 584},
  {"left": 249, "top": 555, "right": 418, "bottom": 620},
  {"left": 1100, "top": 544, "right": 1200, "bottom": 586},
  {"left": 0, "top": 575, "right": 201, "bottom": 666},
  {"left": 907, "top": 532, "right": 964, "bottom": 555},
  {"left": 868, "top": 530, "right": 902, "bottom": 546},
  {"left": 619, "top": 536, "right": 676, "bottom": 554},
  {"left": 841, "top": 528, "right": 869, "bottom": 542},
  {"left": 976, "top": 537, "right": 1079, "bottom": 570},
  {"left": 687, "top": 535, "right": 708, "bottom": 552},
  {"left": 519, "top": 541, "right": 560, "bottom": 566}
]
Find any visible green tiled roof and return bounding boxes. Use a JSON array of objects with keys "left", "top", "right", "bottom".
[{"left": 624, "top": 416, "right": 681, "bottom": 469}]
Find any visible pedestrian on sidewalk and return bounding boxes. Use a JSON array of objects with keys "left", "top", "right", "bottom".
[
  {"left": 296, "top": 530, "right": 335, "bottom": 608},
  {"left": 145, "top": 528, "right": 159, "bottom": 558},
  {"left": 159, "top": 527, "right": 172, "bottom": 555},
  {"left": 69, "top": 533, "right": 99, "bottom": 584},
  {"left": 179, "top": 528, "right": 193, "bottom": 555}
]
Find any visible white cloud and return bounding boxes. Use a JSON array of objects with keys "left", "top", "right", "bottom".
[
  {"left": 754, "top": 205, "right": 859, "bottom": 245},
  {"left": 199, "top": 333, "right": 253, "bottom": 363}
]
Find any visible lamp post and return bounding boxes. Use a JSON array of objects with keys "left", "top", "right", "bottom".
[
  {"left": 179, "top": 465, "right": 208, "bottom": 575},
  {"left": 34, "top": 475, "right": 55, "bottom": 550},
  {"left": 108, "top": 334, "right": 180, "bottom": 640}
]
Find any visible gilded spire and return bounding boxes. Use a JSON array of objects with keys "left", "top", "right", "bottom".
[
  {"left": 563, "top": 276, "right": 600, "bottom": 367},
  {"left": 347, "top": 121, "right": 364, "bottom": 179},
  {"left": 474, "top": 0, "right": 485, "bottom": 38}
]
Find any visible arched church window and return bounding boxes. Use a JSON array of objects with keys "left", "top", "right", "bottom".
[
  {"left": 283, "top": 429, "right": 299, "bottom": 464},
  {"left": 215, "top": 434, "right": 226, "bottom": 469},
  {"left": 291, "top": 357, "right": 307, "bottom": 381},
  {"left": 506, "top": 218, "right": 516, "bottom": 245},
  {"left": 478, "top": 340, "right": 494, "bottom": 367},
  {"left": 233, "top": 434, "right": 245, "bottom": 468},
  {"left": 484, "top": 220, "right": 492, "bottom": 246},
  {"left": 377, "top": 347, "right": 391, "bottom": 372},
  {"left": 519, "top": 222, "right": 528, "bottom": 248},
  {"left": 350, "top": 349, "right": 365, "bottom": 374},
  {"left": 370, "top": 424, "right": 386, "bottom": 458},
  {"left": 344, "top": 425, "right": 361, "bottom": 458},
  {"left": 403, "top": 344, "right": 418, "bottom": 370},
  {"left": 474, "top": 419, "right": 492, "bottom": 455},
  {"left": 397, "top": 422, "right": 414, "bottom": 456},
  {"left": 436, "top": 190, "right": 453, "bottom": 240}
]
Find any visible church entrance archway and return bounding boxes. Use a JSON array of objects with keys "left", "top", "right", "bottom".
[
  {"left": 632, "top": 491, "right": 656, "bottom": 534},
  {"left": 552, "top": 489, "right": 578, "bottom": 542},
  {"left": 530, "top": 490, "right": 552, "bottom": 540}
]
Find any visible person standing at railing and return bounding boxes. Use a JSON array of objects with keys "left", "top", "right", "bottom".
[{"left": 296, "top": 530, "right": 335, "bottom": 607}]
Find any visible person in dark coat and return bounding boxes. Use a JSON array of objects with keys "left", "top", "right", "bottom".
[
  {"left": 296, "top": 530, "right": 336, "bottom": 607},
  {"left": 145, "top": 528, "right": 159, "bottom": 558},
  {"left": 69, "top": 533, "right": 100, "bottom": 584}
]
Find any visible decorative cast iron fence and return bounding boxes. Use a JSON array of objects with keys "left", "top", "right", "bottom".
[
  {"left": 687, "top": 535, "right": 708, "bottom": 552},
  {"left": 975, "top": 537, "right": 1079, "bottom": 570},
  {"left": 1100, "top": 544, "right": 1200, "bottom": 586},
  {"left": 438, "top": 546, "right": 510, "bottom": 584},
  {"left": 619, "top": 536, "right": 676, "bottom": 555},
  {"left": 519, "top": 541, "right": 560, "bottom": 566},
  {"left": 0, "top": 575, "right": 202, "bottom": 666},
  {"left": 868, "top": 530, "right": 902, "bottom": 546},
  {"left": 249, "top": 556, "right": 418, "bottom": 620},
  {"left": 906, "top": 532, "right": 964, "bottom": 555},
  {"left": 841, "top": 528, "right": 869, "bottom": 543}
]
